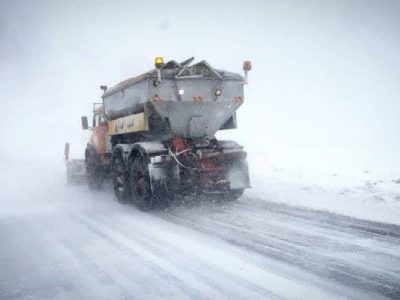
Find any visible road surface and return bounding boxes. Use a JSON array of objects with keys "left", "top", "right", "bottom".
[{"left": 0, "top": 164, "right": 399, "bottom": 299}]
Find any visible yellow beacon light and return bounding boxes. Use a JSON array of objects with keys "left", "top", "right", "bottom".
[{"left": 155, "top": 56, "right": 164, "bottom": 69}]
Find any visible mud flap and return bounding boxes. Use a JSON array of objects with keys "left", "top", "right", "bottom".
[
  {"left": 148, "top": 163, "right": 180, "bottom": 196},
  {"left": 226, "top": 160, "right": 251, "bottom": 190}
]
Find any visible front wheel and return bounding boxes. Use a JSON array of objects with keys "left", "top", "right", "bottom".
[
  {"left": 87, "top": 165, "right": 104, "bottom": 190},
  {"left": 86, "top": 149, "right": 104, "bottom": 190}
]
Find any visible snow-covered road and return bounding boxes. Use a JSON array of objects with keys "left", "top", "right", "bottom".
[{"left": 0, "top": 164, "right": 399, "bottom": 299}]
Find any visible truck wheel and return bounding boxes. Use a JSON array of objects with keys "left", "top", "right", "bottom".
[
  {"left": 113, "top": 156, "right": 131, "bottom": 203},
  {"left": 220, "top": 189, "right": 244, "bottom": 201},
  {"left": 87, "top": 165, "right": 104, "bottom": 190},
  {"left": 86, "top": 151, "right": 104, "bottom": 190},
  {"left": 130, "top": 155, "right": 153, "bottom": 211}
]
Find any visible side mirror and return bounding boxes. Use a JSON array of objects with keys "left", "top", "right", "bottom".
[{"left": 81, "top": 116, "right": 89, "bottom": 130}]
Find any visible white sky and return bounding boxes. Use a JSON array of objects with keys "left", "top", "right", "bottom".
[{"left": 1, "top": 0, "right": 399, "bottom": 176}]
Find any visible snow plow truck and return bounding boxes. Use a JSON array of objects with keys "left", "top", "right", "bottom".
[{"left": 67, "top": 57, "right": 251, "bottom": 210}]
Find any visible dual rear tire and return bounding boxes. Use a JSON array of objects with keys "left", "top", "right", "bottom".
[
  {"left": 112, "top": 156, "right": 131, "bottom": 203},
  {"left": 112, "top": 153, "right": 156, "bottom": 211},
  {"left": 129, "top": 155, "right": 154, "bottom": 211},
  {"left": 111, "top": 152, "right": 244, "bottom": 210}
]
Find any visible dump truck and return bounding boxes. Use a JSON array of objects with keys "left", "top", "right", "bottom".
[{"left": 74, "top": 57, "right": 251, "bottom": 210}]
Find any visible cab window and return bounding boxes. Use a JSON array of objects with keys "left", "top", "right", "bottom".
[{"left": 100, "top": 115, "right": 107, "bottom": 126}]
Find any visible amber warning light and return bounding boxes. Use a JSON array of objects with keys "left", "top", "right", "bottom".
[
  {"left": 155, "top": 56, "right": 164, "bottom": 69},
  {"left": 243, "top": 61, "right": 252, "bottom": 71},
  {"left": 154, "top": 56, "right": 164, "bottom": 83}
]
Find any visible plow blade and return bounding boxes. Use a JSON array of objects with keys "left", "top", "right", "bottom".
[{"left": 65, "top": 143, "right": 86, "bottom": 184}]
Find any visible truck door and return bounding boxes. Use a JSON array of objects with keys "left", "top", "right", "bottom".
[{"left": 92, "top": 113, "right": 108, "bottom": 154}]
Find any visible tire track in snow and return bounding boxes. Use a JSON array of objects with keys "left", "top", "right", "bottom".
[
  {"left": 70, "top": 214, "right": 229, "bottom": 300},
  {"left": 158, "top": 199, "right": 400, "bottom": 299},
  {"left": 72, "top": 212, "right": 340, "bottom": 300}
]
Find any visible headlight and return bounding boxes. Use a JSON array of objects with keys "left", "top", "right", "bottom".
[{"left": 215, "top": 88, "right": 222, "bottom": 97}]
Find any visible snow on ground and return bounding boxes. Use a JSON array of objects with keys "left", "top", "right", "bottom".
[
  {"left": 3, "top": 156, "right": 399, "bottom": 225},
  {"left": 248, "top": 164, "right": 400, "bottom": 225},
  {"left": 1, "top": 161, "right": 399, "bottom": 299}
]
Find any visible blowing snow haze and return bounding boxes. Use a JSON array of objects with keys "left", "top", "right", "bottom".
[
  {"left": 2, "top": 1, "right": 400, "bottom": 300},
  {"left": 1, "top": 0, "right": 400, "bottom": 176}
]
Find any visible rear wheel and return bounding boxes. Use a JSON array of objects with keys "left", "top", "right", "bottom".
[
  {"left": 112, "top": 156, "right": 131, "bottom": 203},
  {"left": 130, "top": 154, "right": 154, "bottom": 211},
  {"left": 220, "top": 189, "right": 244, "bottom": 201}
]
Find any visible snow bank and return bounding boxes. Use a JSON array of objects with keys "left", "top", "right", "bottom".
[{"left": 247, "top": 165, "right": 400, "bottom": 225}]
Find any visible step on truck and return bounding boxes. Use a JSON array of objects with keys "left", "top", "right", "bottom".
[{"left": 76, "top": 57, "right": 251, "bottom": 210}]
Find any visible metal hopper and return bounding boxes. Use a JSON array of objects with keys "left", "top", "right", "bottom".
[{"left": 103, "top": 58, "right": 245, "bottom": 139}]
